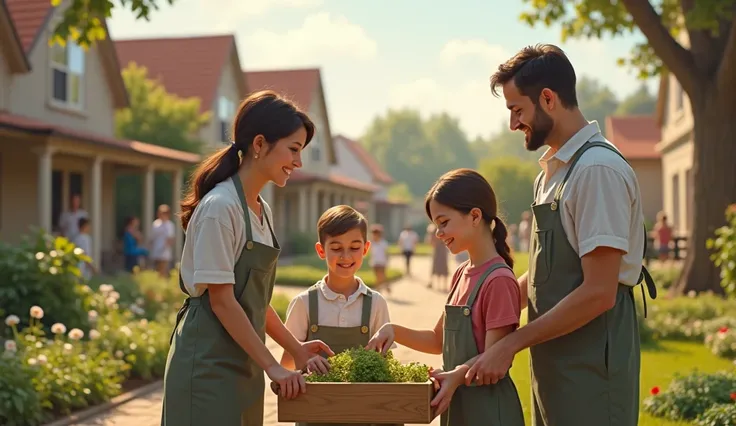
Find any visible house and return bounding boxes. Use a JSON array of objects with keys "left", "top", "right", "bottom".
[
  {"left": 654, "top": 31, "right": 694, "bottom": 238},
  {"left": 0, "top": 0, "right": 198, "bottom": 271},
  {"left": 244, "top": 68, "right": 379, "bottom": 249},
  {"left": 331, "top": 134, "right": 408, "bottom": 240},
  {"left": 114, "top": 34, "right": 249, "bottom": 152},
  {"left": 605, "top": 115, "right": 662, "bottom": 225}
]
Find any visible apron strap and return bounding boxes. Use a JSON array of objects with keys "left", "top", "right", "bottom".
[
  {"left": 551, "top": 140, "right": 658, "bottom": 316},
  {"left": 170, "top": 272, "right": 193, "bottom": 345},
  {"left": 230, "top": 175, "right": 254, "bottom": 246},
  {"left": 466, "top": 262, "right": 513, "bottom": 309},
  {"left": 307, "top": 285, "right": 320, "bottom": 333},
  {"left": 360, "top": 289, "right": 373, "bottom": 334}
]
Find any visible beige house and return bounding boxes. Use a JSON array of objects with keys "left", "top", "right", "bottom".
[
  {"left": 651, "top": 29, "right": 694, "bottom": 238},
  {"left": 0, "top": 0, "right": 198, "bottom": 271},
  {"left": 114, "top": 34, "right": 248, "bottom": 153},
  {"left": 244, "top": 68, "right": 378, "bottom": 250},
  {"left": 332, "top": 134, "right": 408, "bottom": 240},
  {"left": 605, "top": 115, "right": 662, "bottom": 225}
]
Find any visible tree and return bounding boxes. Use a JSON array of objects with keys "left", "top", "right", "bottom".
[
  {"left": 577, "top": 76, "right": 619, "bottom": 134},
  {"left": 50, "top": 0, "right": 175, "bottom": 47},
  {"left": 387, "top": 183, "right": 413, "bottom": 204},
  {"left": 520, "top": 0, "right": 736, "bottom": 295},
  {"left": 478, "top": 156, "right": 539, "bottom": 226},
  {"left": 615, "top": 83, "right": 657, "bottom": 115},
  {"left": 115, "top": 62, "right": 209, "bottom": 232}
]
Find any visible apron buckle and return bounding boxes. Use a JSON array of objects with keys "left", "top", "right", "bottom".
[
  {"left": 360, "top": 325, "right": 369, "bottom": 334},
  {"left": 310, "top": 324, "right": 319, "bottom": 333}
]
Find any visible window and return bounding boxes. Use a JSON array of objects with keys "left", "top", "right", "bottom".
[
  {"left": 218, "top": 96, "right": 235, "bottom": 142},
  {"left": 50, "top": 40, "right": 85, "bottom": 109},
  {"left": 311, "top": 133, "right": 321, "bottom": 162}
]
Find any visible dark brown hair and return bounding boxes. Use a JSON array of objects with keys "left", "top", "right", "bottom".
[
  {"left": 490, "top": 43, "right": 578, "bottom": 109},
  {"left": 317, "top": 205, "right": 368, "bottom": 245},
  {"left": 424, "top": 168, "right": 513, "bottom": 269},
  {"left": 180, "top": 90, "right": 315, "bottom": 230}
]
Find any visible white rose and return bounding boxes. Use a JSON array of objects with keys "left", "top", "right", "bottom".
[
  {"left": 51, "top": 323, "right": 67, "bottom": 335},
  {"left": 4, "top": 315, "right": 20, "bottom": 327}
]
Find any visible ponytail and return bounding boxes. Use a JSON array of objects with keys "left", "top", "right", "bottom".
[
  {"left": 491, "top": 217, "right": 514, "bottom": 269},
  {"left": 180, "top": 144, "right": 240, "bottom": 230}
]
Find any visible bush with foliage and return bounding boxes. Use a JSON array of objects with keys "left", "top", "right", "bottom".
[
  {"left": 696, "top": 402, "right": 736, "bottom": 426},
  {"left": 0, "top": 350, "right": 44, "bottom": 426},
  {"left": 642, "top": 369, "right": 736, "bottom": 422},
  {"left": 649, "top": 265, "right": 682, "bottom": 291},
  {"left": 704, "top": 325, "right": 736, "bottom": 359},
  {"left": 638, "top": 293, "right": 736, "bottom": 342},
  {"left": 707, "top": 204, "right": 736, "bottom": 298},
  {"left": 0, "top": 230, "right": 93, "bottom": 330}
]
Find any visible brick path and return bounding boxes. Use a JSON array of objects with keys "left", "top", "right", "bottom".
[{"left": 73, "top": 256, "right": 455, "bottom": 426}]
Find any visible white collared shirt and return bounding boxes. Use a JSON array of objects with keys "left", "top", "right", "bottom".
[
  {"left": 535, "top": 121, "right": 646, "bottom": 286},
  {"left": 284, "top": 277, "right": 392, "bottom": 343}
]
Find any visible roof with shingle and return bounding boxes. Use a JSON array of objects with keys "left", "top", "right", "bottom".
[
  {"left": 605, "top": 115, "right": 661, "bottom": 160},
  {"left": 334, "top": 135, "right": 393, "bottom": 185},
  {"left": 115, "top": 34, "right": 237, "bottom": 113},
  {"left": 4, "top": 0, "right": 51, "bottom": 53},
  {"left": 243, "top": 68, "right": 320, "bottom": 111}
]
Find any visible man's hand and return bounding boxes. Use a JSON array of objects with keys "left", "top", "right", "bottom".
[{"left": 464, "top": 338, "right": 515, "bottom": 386}]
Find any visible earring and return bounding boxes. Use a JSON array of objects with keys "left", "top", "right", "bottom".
[{"left": 254, "top": 153, "right": 259, "bottom": 159}]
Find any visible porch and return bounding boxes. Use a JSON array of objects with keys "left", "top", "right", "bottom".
[{"left": 0, "top": 113, "right": 199, "bottom": 273}]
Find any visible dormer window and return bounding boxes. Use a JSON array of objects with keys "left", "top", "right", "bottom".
[
  {"left": 50, "top": 41, "right": 85, "bottom": 109},
  {"left": 218, "top": 96, "right": 235, "bottom": 142}
]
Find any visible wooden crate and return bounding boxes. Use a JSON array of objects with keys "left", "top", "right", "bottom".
[{"left": 272, "top": 381, "right": 435, "bottom": 424}]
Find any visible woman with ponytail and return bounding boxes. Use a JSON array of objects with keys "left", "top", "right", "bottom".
[
  {"left": 366, "top": 168, "right": 524, "bottom": 426},
  {"left": 162, "top": 90, "right": 334, "bottom": 426}
]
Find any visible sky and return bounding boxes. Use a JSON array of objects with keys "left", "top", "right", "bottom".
[{"left": 108, "top": 0, "right": 658, "bottom": 141}]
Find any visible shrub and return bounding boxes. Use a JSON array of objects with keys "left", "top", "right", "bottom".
[
  {"left": 642, "top": 369, "right": 736, "bottom": 421},
  {"left": 89, "top": 271, "right": 184, "bottom": 321},
  {"left": 696, "top": 402, "right": 736, "bottom": 426},
  {"left": 704, "top": 325, "right": 736, "bottom": 359},
  {"left": 0, "top": 230, "right": 92, "bottom": 330},
  {"left": 707, "top": 204, "right": 736, "bottom": 298},
  {"left": 641, "top": 293, "right": 736, "bottom": 341},
  {"left": 271, "top": 293, "right": 291, "bottom": 321},
  {"left": 649, "top": 265, "right": 682, "bottom": 291},
  {"left": 0, "top": 354, "right": 44, "bottom": 426}
]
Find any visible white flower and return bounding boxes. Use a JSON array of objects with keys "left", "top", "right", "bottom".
[
  {"left": 687, "top": 290, "right": 696, "bottom": 298},
  {"left": 136, "top": 297, "right": 145, "bottom": 305},
  {"left": 68, "top": 328, "right": 84, "bottom": 340},
  {"left": 73, "top": 247, "right": 84, "bottom": 255},
  {"left": 4, "top": 315, "right": 20, "bottom": 327},
  {"left": 89, "top": 329, "right": 101, "bottom": 340},
  {"left": 28, "top": 357, "right": 37, "bottom": 365},
  {"left": 139, "top": 319, "right": 148, "bottom": 327},
  {"left": 63, "top": 343, "right": 73, "bottom": 354},
  {"left": 130, "top": 305, "right": 145, "bottom": 316},
  {"left": 49, "top": 250, "right": 58, "bottom": 257},
  {"left": 119, "top": 326, "right": 133, "bottom": 337},
  {"left": 51, "top": 323, "right": 67, "bottom": 335},
  {"left": 37, "top": 354, "right": 48, "bottom": 364},
  {"left": 109, "top": 291, "right": 120, "bottom": 301},
  {"left": 4, "top": 340, "right": 17, "bottom": 352},
  {"left": 129, "top": 343, "right": 138, "bottom": 351},
  {"left": 29, "top": 306, "right": 44, "bottom": 319},
  {"left": 99, "top": 284, "right": 114, "bottom": 294},
  {"left": 49, "top": 266, "right": 58, "bottom": 275},
  {"left": 79, "top": 354, "right": 87, "bottom": 361},
  {"left": 88, "top": 310, "right": 98, "bottom": 323},
  {"left": 115, "top": 350, "right": 124, "bottom": 358},
  {"left": 35, "top": 252, "right": 44, "bottom": 260},
  {"left": 105, "top": 297, "right": 117, "bottom": 307}
]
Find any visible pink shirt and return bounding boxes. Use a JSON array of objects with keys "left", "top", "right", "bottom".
[{"left": 448, "top": 256, "right": 521, "bottom": 353}]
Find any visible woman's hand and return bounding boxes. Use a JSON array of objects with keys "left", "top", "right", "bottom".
[
  {"left": 306, "top": 355, "right": 330, "bottom": 375},
  {"left": 266, "top": 365, "right": 305, "bottom": 399},
  {"left": 365, "top": 323, "right": 395, "bottom": 354},
  {"left": 429, "top": 367, "right": 465, "bottom": 418},
  {"left": 292, "top": 340, "right": 334, "bottom": 370}
]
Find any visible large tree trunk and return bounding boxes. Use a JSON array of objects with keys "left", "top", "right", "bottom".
[{"left": 675, "top": 81, "right": 736, "bottom": 295}]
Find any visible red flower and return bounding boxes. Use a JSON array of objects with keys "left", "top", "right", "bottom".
[
  {"left": 731, "top": 392, "right": 736, "bottom": 401},
  {"left": 718, "top": 326, "right": 729, "bottom": 334},
  {"left": 650, "top": 386, "right": 660, "bottom": 396}
]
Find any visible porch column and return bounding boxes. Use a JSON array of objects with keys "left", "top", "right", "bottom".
[
  {"left": 143, "top": 165, "right": 155, "bottom": 240},
  {"left": 298, "top": 189, "right": 309, "bottom": 233},
  {"left": 37, "top": 147, "right": 54, "bottom": 232},
  {"left": 91, "top": 156, "right": 103, "bottom": 267},
  {"left": 309, "top": 188, "right": 319, "bottom": 230},
  {"left": 173, "top": 168, "right": 183, "bottom": 257}
]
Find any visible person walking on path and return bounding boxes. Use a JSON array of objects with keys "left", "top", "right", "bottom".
[
  {"left": 367, "top": 169, "right": 525, "bottom": 426},
  {"left": 397, "top": 225, "right": 419, "bottom": 276},
  {"left": 465, "top": 44, "right": 656, "bottom": 426},
  {"left": 426, "top": 223, "right": 450, "bottom": 291},
  {"left": 161, "top": 91, "right": 333, "bottom": 426}
]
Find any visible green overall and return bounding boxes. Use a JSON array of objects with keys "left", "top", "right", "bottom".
[
  {"left": 297, "top": 285, "right": 402, "bottom": 426},
  {"left": 528, "top": 140, "right": 657, "bottom": 426},
  {"left": 161, "top": 175, "right": 280, "bottom": 426},
  {"left": 440, "top": 262, "right": 525, "bottom": 426}
]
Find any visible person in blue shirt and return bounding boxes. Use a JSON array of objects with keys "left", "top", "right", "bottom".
[{"left": 123, "top": 216, "right": 149, "bottom": 272}]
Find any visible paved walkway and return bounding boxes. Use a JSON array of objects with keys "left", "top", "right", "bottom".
[{"left": 74, "top": 255, "right": 456, "bottom": 426}]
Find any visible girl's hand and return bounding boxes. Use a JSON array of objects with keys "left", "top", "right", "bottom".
[
  {"left": 293, "top": 340, "right": 334, "bottom": 370},
  {"left": 365, "top": 324, "right": 395, "bottom": 354},
  {"left": 429, "top": 368, "right": 464, "bottom": 418},
  {"left": 266, "top": 365, "right": 305, "bottom": 399},
  {"left": 306, "top": 355, "right": 330, "bottom": 375}
]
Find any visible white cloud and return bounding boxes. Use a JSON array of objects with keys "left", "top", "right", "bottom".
[
  {"left": 242, "top": 13, "right": 378, "bottom": 68},
  {"left": 388, "top": 77, "right": 509, "bottom": 139},
  {"left": 439, "top": 39, "right": 510, "bottom": 70},
  {"left": 208, "top": 0, "right": 323, "bottom": 18}
]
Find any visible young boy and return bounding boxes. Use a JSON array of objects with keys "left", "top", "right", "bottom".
[
  {"left": 368, "top": 224, "right": 389, "bottom": 294},
  {"left": 73, "top": 217, "right": 97, "bottom": 280},
  {"left": 281, "top": 206, "right": 398, "bottom": 426}
]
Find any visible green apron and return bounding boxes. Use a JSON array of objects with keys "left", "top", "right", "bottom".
[
  {"left": 527, "top": 140, "right": 657, "bottom": 426},
  {"left": 440, "top": 262, "right": 525, "bottom": 426},
  {"left": 297, "top": 285, "right": 402, "bottom": 426},
  {"left": 161, "top": 175, "right": 280, "bottom": 426}
]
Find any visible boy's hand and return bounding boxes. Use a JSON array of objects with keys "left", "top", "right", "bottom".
[
  {"left": 306, "top": 355, "right": 330, "bottom": 375},
  {"left": 293, "top": 340, "right": 334, "bottom": 370},
  {"left": 365, "top": 323, "right": 394, "bottom": 355},
  {"left": 429, "top": 367, "right": 465, "bottom": 418}
]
